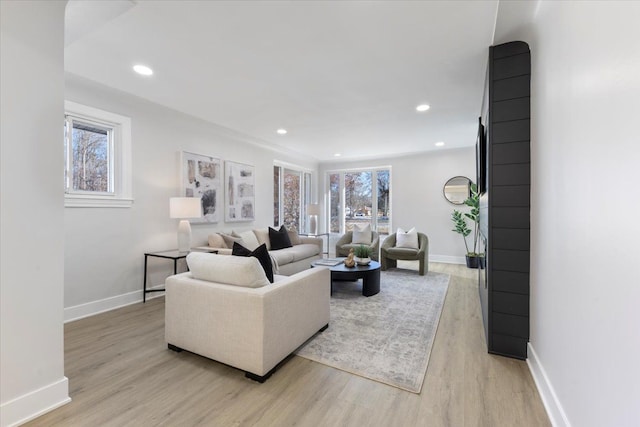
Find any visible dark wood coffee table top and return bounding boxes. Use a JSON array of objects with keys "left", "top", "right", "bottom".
[{"left": 324, "top": 260, "right": 380, "bottom": 273}]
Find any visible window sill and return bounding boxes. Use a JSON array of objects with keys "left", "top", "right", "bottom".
[{"left": 64, "top": 196, "right": 134, "bottom": 208}]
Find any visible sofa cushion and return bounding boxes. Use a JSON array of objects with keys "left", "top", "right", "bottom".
[
  {"left": 352, "top": 224, "right": 372, "bottom": 244},
  {"left": 386, "top": 247, "right": 419, "bottom": 260},
  {"left": 252, "top": 228, "right": 271, "bottom": 250},
  {"left": 268, "top": 248, "right": 295, "bottom": 266},
  {"left": 233, "top": 230, "right": 260, "bottom": 251},
  {"left": 232, "top": 243, "right": 274, "bottom": 283},
  {"left": 269, "top": 225, "right": 293, "bottom": 250},
  {"left": 186, "top": 252, "right": 269, "bottom": 288},
  {"left": 396, "top": 227, "right": 419, "bottom": 249},
  {"left": 288, "top": 243, "right": 320, "bottom": 261},
  {"left": 208, "top": 233, "right": 228, "bottom": 249},
  {"left": 269, "top": 243, "right": 320, "bottom": 264}
]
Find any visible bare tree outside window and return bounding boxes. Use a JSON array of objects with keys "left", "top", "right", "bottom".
[
  {"left": 71, "top": 122, "right": 110, "bottom": 192},
  {"left": 283, "top": 170, "right": 300, "bottom": 231},
  {"left": 377, "top": 170, "right": 390, "bottom": 234},
  {"left": 273, "top": 166, "right": 280, "bottom": 227},
  {"left": 344, "top": 171, "right": 372, "bottom": 231},
  {"left": 273, "top": 165, "right": 311, "bottom": 232},
  {"left": 65, "top": 116, "right": 113, "bottom": 194},
  {"left": 329, "top": 173, "right": 340, "bottom": 233}
]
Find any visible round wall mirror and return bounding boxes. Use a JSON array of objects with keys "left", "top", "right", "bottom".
[{"left": 443, "top": 176, "right": 472, "bottom": 205}]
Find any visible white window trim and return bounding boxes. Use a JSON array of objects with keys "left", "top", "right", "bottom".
[{"left": 64, "top": 101, "right": 133, "bottom": 208}]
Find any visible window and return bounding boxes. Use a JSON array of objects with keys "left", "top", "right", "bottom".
[
  {"left": 66, "top": 118, "right": 113, "bottom": 193},
  {"left": 274, "top": 163, "right": 312, "bottom": 233},
  {"left": 327, "top": 167, "right": 391, "bottom": 235},
  {"left": 64, "top": 101, "right": 132, "bottom": 207}
]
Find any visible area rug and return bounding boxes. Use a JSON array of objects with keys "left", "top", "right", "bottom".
[{"left": 295, "top": 269, "right": 450, "bottom": 393}]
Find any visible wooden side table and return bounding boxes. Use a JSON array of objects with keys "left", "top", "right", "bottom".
[{"left": 143, "top": 248, "right": 217, "bottom": 302}]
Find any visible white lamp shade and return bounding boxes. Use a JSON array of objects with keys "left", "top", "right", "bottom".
[
  {"left": 307, "top": 203, "right": 320, "bottom": 215},
  {"left": 170, "top": 197, "right": 201, "bottom": 219}
]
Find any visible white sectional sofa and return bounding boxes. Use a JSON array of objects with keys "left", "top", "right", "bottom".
[
  {"left": 205, "top": 228, "right": 323, "bottom": 276},
  {"left": 165, "top": 253, "right": 330, "bottom": 382}
]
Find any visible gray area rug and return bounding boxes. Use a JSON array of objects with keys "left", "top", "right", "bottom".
[{"left": 295, "top": 269, "right": 450, "bottom": 393}]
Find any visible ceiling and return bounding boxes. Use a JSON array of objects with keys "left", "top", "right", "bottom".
[{"left": 64, "top": 0, "right": 498, "bottom": 162}]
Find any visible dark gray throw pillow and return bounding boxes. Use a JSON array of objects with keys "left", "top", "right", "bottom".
[
  {"left": 231, "top": 242, "right": 274, "bottom": 283},
  {"left": 269, "top": 225, "right": 292, "bottom": 250}
]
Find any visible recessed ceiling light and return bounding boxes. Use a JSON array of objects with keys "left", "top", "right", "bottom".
[
  {"left": 416, "top": 104, "right": 430, "bottom": 112},
  {"left": 435, "top": 141, "right": 445, "bottom": 147},
  {"left": 133, "top": 64, "right": 153, "bottom": 76},
  {"left": 276, "top": 129, "right": 287, "bottom": 135},
  {"left": 334, "top": 153, "right": 341, "bottom": 157}
]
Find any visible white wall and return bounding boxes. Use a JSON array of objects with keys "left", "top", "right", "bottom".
[
  {"left": 495, "top": 1, "right": 640, "bottom": 426},
  {"left": 320, "top": 147, "right": 476, "bottom": 262},
  {"left": 63, "top": 74, "right": 318, "bottom": 319},
  {"left": 0, "top": 1, "right": 70, "bottom": 426}
]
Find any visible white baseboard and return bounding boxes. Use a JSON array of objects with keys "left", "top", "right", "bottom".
[
  {"left": 527, "top": 343, "right": 571, "bottom": 427},
  {"left": 64, "top": 284, "right": 165, "bottom": 323},
  {"left": 0, "top": 377, "right": 70, "bottom": 427},
  {"left": 430, "top": 254, "right": 466, "bottom": 264}
]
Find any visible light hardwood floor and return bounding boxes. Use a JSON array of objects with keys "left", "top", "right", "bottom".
[{"left": 26, "top": 263, "right": 550, "bottom": 426}]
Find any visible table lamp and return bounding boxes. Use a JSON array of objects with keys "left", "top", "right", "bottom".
[
  {"left": 307, "top": 203, "right": 320, "bottom": 235},
  {"left": 170, "top": 197, "right": 202, "bottom": 252}
]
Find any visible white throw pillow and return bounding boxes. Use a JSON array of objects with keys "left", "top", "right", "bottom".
[
  {"left": 232, "top": 230, "right": 260, "bottom": 251},
  {"left": 186, "top": 252, "right": 269, "bottom": 288},
  {"left": 396, "top": 227, "right": 419, "bottom": 249},
  {"left": 352, "top": 223, "right": 372, "bottom": 245},
  {"left": 252, "top": 228, "right": 272, "bottom": 250}
]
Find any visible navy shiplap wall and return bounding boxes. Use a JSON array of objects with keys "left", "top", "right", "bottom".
[{"left": 485, "top": 41, "right": 531, "bottom": 359}]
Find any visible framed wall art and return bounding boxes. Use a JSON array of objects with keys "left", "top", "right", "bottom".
[
  {"left": 225, "top": 160, "right": 255, "bottom": 222},
  {"left": 181, "top": 151, "right": 222, "bottom": 223}
]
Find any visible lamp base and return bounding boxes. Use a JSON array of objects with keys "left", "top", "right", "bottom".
[
  {"left": 309, "top": 215, "right": 318, "bottom": 235},
  {"left": 177, "top": 220, "right": 192, "bottom": 252}
]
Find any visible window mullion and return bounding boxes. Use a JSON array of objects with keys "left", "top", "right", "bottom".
[
  {"left": 64, "top": 117, "right": 70, "bottom": 193},
  {"left": 340, "top": 172, "right": 345, "bottom": 234},
  {"left": 299, "top": 171, "right": 304, "bottom": 233},
  {"left": 279, "top": 167, "right": 284, "bottom": 227},
  {"left": 372, "top": 170, "right": 378, "bottom": 231}
]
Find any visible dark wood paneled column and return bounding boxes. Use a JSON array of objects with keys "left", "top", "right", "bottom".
[{"left": 480, "top": 41, "right": 531, "bottom": 360}]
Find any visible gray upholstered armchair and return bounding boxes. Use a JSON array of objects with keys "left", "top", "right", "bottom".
[
  {"left": 335, "top": 231, "right": 380, "bottom": 261},
  {"left": 380, "top": 232, "right": 429, "bottom": 275}
]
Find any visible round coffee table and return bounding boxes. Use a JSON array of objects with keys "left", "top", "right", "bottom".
[{"left": 314, "top": 260, "right": 381, "bottom": 297}]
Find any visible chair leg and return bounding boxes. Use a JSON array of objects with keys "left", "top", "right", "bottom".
[
  {"left": 168, "top": 343, "right": 183, "bottom": 352},
  {"left": 245, "top": 368, "right": 275, "bottom": 383},
  {"left": 419, "top": 258, "right": 428, "bottom": 275},
  {"left": 382, "top": 257, "right": 396, "bottom": 271}
]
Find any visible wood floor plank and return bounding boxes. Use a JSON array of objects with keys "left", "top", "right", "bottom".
[{"left": 25, "top": 263, "right": 550, "bottom": 427}]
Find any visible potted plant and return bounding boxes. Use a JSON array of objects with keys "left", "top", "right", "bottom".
[
  {"left": 451, "top": 183, "right": 484, "bottom": 268},
  {"left": 354, "top": 244, "right": 372, "bottom": 266}
]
